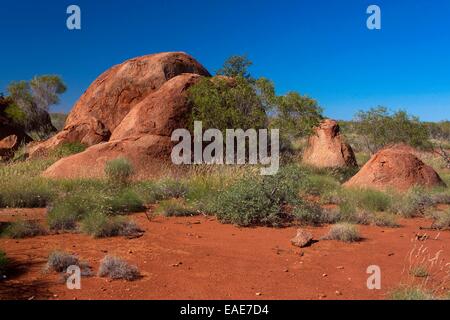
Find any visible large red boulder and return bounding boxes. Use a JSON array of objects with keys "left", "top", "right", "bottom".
[
  {"left": 302, "top": 119, "right": 357, "bottom": 168},
  {"left": 42, "top": 74, "right": 202, "bottom": 179},
  {"left": 343, "top": 146, "right": 446, "bottom": 192},
  {"left": 29, "top": 52, "right": 210, "bottom": 158}
]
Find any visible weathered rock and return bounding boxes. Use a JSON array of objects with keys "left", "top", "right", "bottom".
[
  {"left": 291, "top": 229, "right": 314, "bottom": 248},
  {"left": 0, "top": 116, "right": 32, "bottom": 159},
  {"left": 42, "top": 74, "right": 202, "bottom": 179},
  {"left": 29, "top": 52, "right": 210, "bottom": 157},
  {"left": 344, "top": 146, "right": 446, "bottom": 192},
  {"left": 302, "top": 119, "right": 357, "bottom": 168}
]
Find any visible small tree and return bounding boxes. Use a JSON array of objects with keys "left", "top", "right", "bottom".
[
  {"left": 217, "top": 55, "right": 253, "bottom": 79},
  {"left": 354, "top": 107, "right": 431, "bottom": 154},
  {"left": 271, "top": 92, "right": 323, "bottom": 140},
  {"left": 188, "top": 76, "right": 269, "bottom": 132},
  {"left": 7, "top": 75, "right": 66, "bottom": 139},
  {"left": 189, "top": 55, "right": 323, "bottom": 147}
]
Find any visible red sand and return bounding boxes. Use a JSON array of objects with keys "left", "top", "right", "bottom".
[{"left": 0, "top": 208, "right": 449, "bottom": 300}]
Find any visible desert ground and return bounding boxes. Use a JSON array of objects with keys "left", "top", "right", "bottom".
[{"left": 1, "top": 208, "right": 449, "bottom": 300}]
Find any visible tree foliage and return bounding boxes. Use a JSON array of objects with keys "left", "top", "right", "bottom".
[
  {"left": 7, "top": 75, "right": 66, "bottom": 139},
  {"left": 188, "top": 55, "right": 323, "bottom": 146},
  {"left": 217, "top": 55, "right": 253, "bottom": 79},
  {"left": 353, "top": 106, "right": 431, "bottom": 153}
]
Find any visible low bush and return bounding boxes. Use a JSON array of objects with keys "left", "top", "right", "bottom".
[
  {"left": 105, "top": 158, "right": 134, "bottom": 185},
  {"left": 132, "top": 180, "right": 188, "bottom": 204},
  {"left": 292, "top": 203, "right": 339, "bottom": 226},
  {"left": 300, "top": 174, "right": 341, "bottom": 197},
  {"left": 47, "top": 193, "right": 98, "bottom": 230},
  {"left": 159, "top": 179, "right": 189, "bottom": 199},
  {"left": 322, "top": 223, "right": 361, "bottom": 243},
  {"left": 371, "top": 213, "right": 400, "bottom": 228},
  {"left": 105, "top": 189, "right": 145, "bottom": 214},
  {"left": 98, "top": 255, "right": 140, "bottom": 281},
  {"left": 0, "top": 250, "right": 8, "bottom": 277},
  {"left": 46, "top": 251, "right": 80, "bottom": 272},
  {"left": 391, "top": 187, "right": 435, "bottom": 217},
  {"left": 81, "top": 212, "right": 142, "bottom": 238},
  {"left": 0, "top": 178, "right": 54, "bottom": 208},
  {"left": 50, "top": 142, "right": 86, "bottom": 159},
  {"left": 212, "top": 166, "right": 305, "bottom": 227},
  {"left": 157, "top": 199, "right": 198, "bottom": 217},
  {"left": 342, "top": 189, "right": 392, "bottom": 213},
  {"left": 430, "top": 209, "right": 450, "bottom": 230},
  {"left": 2, "top": 220, "right": 47, "bottom": 239},
  {"left": 46, "top": 250, "right": 93, "bottom": 276},
  {"left": 409, "top": 266, "right": 429, "bottom": 278}
]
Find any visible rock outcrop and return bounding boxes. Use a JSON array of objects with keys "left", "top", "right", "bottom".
[
  {"left": 0, "top": 116, "right": 32, "bottom": 159},
  {"left": 343, "top": 146, "right": 446, "bottom": 191},
  {"left": 302, "top": 119, "right": 357, "bottom": 168},
  {"left": 29, "top": 52, "right": 210, "bottom": 158}
]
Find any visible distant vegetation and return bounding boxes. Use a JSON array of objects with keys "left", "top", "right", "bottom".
[
  {"left": 188, "top": 55, "right": 323, "bottom": 151},
  {"left": 1, "top": 75, "right": 66, "bottom": 140}
]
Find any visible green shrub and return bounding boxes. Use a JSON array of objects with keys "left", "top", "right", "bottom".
[
  {"left": 159, "top": 180, "right": 189, "bottom": 198},
  {"left": 98, "top": 255, "right": 140, "bottom": 281},
  {"left": 353, "top": 107, "right": 432, "bottom": 153},
  {"left": 105, "top": 189, "right": 145, "bottom": 214},
  {"left": 46, "top": 251, "right": 80, "bottom": 272},
  {"left": 81, "top": 212, "right": 142, "bottom": 238},
  {"left": 372, "top": 213, "right": 400, "bottom": 228},
  {"left": 392, "top": 187, "right": 435, "bottom": 217},
  {"left": 410, "top": 266, "right": 429, "bottom": 278},
  {"left": 105, "top": 158, "right": 134, "bottom": 185},
  {"left": 46, "top": 250, "right": 93, "bottom": 276},
  {"left": 0, "top": 178, "right": 54, "bottom": 208},
  {"left": 2, "top": 220, "right": 47, "bottom": 239},
  {"left": 322, "top": 223, "right": 361, "bottom": 243},
  {"left": 430, "top": 209, "right": 450, "bottom": 230},
  {"left": 157, "top": 199, "right": 198, "bottom": 217},
  {"left": 47, "top": 194, "right": 98, "bottom": 230},
  {"left": 133, "top": 181, "right": 166, "bottom": 204},
  {"left": 390, "top": 286, "right": 436, "bottom": 300},
  {"left": 347, "top": 189, "right": 392, "bottom": 212},
  {"left": 292, "top": 203, "right": 338, "bottom": 226},
  {"left": 300, "top": 174, "right": 341, "bottom": 197},
  {"left": 50, "top": 142, "right": 86, "bottom": 158}
]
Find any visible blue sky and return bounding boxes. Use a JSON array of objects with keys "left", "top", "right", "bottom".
[{"left": 0, "top": 0, "right": 449, "bottom": 121}]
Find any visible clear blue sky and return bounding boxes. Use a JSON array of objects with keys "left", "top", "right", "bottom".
[{"left": 1, "top": 0, "right": 449, "bottom": 121}]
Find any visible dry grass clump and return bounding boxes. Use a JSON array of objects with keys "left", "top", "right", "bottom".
[
  {"left": 1, "top": 220, "right": 47, "bottom": 239},
  {"left": 430, "top": 209, "right": 450, "bottom": 230},
  {"left": 322, "top": 223, "right": 361, "bottom": 243},
  {"left": 46, "top": 250, "right": 93, "bottom": 276},
  {"left": 105, "top": 157, "right": 134, "bottom": 185},
  {"left": 98, "top": 255, "right": 140, "bottom": 281},
  {"left": 157, "top": 199, "right": 198, "bottom": 217},
  {"left": 390, "top": 286, "right": 436, "bottom": 300},
  {"left": 81, "top": 212, "right": 143, "bottom": 238}
]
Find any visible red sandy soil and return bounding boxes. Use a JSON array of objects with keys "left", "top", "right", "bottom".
[{"left": 0, "top": 208, "right": 449, "bottom": 300}]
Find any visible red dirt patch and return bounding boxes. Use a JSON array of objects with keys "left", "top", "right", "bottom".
[{"left": 1, "top": 209, "right": 449, "bottom": 300}]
